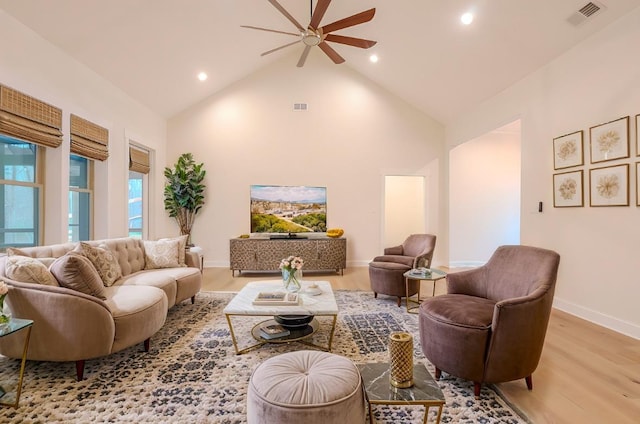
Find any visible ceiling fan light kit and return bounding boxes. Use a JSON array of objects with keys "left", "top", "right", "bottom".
[{"left": 242, "top": 0, "right": 377, "bottom": 67}]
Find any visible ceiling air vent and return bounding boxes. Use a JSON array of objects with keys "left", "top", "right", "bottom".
[
  {"left": 567, "top": 1, "right": 606, "bottom": 26},
  {"left": 293, "top": 103, "right": 308, "bottom": 111}
]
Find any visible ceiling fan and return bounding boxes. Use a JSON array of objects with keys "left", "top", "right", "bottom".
[{"left": 241, "top": 0, "right": 377, "bottom": 67}]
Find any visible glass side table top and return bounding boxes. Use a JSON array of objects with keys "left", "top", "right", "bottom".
[
  {"left": 403, "top": 268, "right": 447, "bottom": 281},
  {"left": 0, "top": 318, "right": 34, "bottom": 409},
  {"left": 0, "top": 318, "right": 33, "bottom": 337}
]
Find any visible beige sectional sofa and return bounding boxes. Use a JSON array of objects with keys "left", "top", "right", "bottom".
[{"left": 0, "top": 237, "right": 202, "bottom": 380}]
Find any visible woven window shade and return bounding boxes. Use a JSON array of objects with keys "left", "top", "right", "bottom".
[
  {"left": 70, "top": 114, "right": 109, "bottom": 161},
  {"left": 0, "top": 84, "right": 63, "bottom": 147},
  {"left": 129, "top": 146, "right": 150, "bottom": 174}
]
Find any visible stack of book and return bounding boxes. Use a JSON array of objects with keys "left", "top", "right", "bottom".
[
  {"left": 259, "top": 323, "right": 290, "bottom": 339},
  {"left": 252, "top": 291, "right": 299, "bottom": 306}
]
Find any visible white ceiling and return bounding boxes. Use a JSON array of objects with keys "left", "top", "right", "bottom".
[{"left": 2, "top": 0, "right": 639, "bottom": 123}]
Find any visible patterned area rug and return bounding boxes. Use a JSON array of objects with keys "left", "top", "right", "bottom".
[{"left": 0, "top": 290, "right": 529, "bottom": 423}]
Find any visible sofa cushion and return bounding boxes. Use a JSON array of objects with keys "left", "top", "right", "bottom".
[
  {"left": 4, "top": 255, "right": 59, "bottom": 286},
  {"left": 159, "top": 235, "right": 188, "bottom": 267},
  {"left": 143, "top": 239, "right": 181, "bottom": 269},
  {"left": 116, "top": 270, "right": 177, "bottom": 308},
  {"left": 103, "top": 285, "right": 168, "bottom": 353},
  {"left": 49, "top": 252, "right": 107, "bottom": 300},
  {"left": 76, "top": 242, "right": 123, "bottom": 287}
]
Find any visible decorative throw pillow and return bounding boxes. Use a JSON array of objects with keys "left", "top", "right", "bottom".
[
  {"left": 6, "top": 247, "right": 57, "bottom": 267},
  {"left": 158, "top": 235, "right": 188, "bottom": 267},
  {"left": 4, "top": 256, "right": 59, "bottom": 286},
  {"left": 143, "top": 239, "right": 181, "bottom": 269},
  {"left": 49, "top": 252, "right": 107, "bottom": 300},
  {"left": 75, "top": 242, "right": 122, "bottom": 287}
]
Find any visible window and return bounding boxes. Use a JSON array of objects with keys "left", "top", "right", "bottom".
[
  {"left": 128, "top": 170, "right": 144, "bottom": 238},
  {"left": 0, "top": 135, "right": 42, "bottom": 249},
  {"left": 68, "top": 155, "right": 92, "bottom": 242}
]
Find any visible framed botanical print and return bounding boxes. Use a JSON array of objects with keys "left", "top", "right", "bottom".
[
  {"left": 553, "top": 170, "right": 583, "bottom": 207},
  {"left": 589, "top": 116, "right": 629, "bottom": 163},
  {"left": 589, "top": 164, "right": 629, "bottom": 207},
  {"left": 553, "top": 130, "right": 583, "bottom": 169}
]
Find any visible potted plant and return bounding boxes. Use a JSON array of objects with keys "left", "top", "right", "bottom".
[{"left": 163, "top": 153, "right": 206, "bottom": 246}]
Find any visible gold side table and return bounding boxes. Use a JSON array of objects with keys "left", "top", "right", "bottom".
[
  {"left": 403, "top": 269, "right": 447, "bottom": 314},
  {"left": 0, "top": 318, "right": 33, "bottom": 409}
]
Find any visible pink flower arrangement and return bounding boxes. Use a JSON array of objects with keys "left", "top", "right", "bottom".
[{"left": 279, "top": 256, "right": 304, "bottom": 273}]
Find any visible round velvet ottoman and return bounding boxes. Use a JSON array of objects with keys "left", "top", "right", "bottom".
[
  {"left": 369, "top": 261, "right": 417, "bottom": 307},
  {"left": 247, "top": 350, "right": 366, "bottom": 424}
]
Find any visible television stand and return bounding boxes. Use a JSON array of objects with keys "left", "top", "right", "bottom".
[
  {"left": 269, "top": 233, "right": 308, "bottom": 239},
  {"left": 230, "top": 237, "right": 346, "bottom": 276}
]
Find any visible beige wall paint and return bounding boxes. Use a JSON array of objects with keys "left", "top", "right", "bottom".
[
  {"left": 167, "top": 50, "right": 446, "bottom": 268},
  {"left": 447, "top": 9, "right": 640, "bottom": 338},
  {"left": 449, "top": 122, "right": 521, "bottom": 266},
  {"left": 0, "top": 11, "right": 168, "bottom": 242},
  {"left": 384, "top": 175, "right": 425, "bottom": 248}
]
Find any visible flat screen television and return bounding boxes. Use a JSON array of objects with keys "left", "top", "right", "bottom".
[{"left": 250, "top": 185, "right": 327, "bottom": 233}]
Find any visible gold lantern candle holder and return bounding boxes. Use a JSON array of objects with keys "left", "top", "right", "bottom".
[{"left": 389, "top": 331, "right": 414, "bottom": 388}]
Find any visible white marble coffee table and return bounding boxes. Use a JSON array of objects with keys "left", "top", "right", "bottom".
[{"left": 223, "top": 280, "right": 339, "bottom": 355}]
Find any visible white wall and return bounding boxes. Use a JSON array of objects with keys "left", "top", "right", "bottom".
[
  {"left": 384, "top": 175, "right": 425, "bottom": 247},
  {"left": 449, "top": 122, "right": 521, "bottom": 266},
  {"left": 0, "top": 11, "right": 167, "bottom": 242},
  {"left": 447, "top": 8, "right": 640, "bottom": 338},
  {"left": 167, "top": 49, "right": 446, "bottom": 268}
]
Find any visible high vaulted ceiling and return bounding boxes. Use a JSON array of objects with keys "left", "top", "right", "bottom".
[{"left": 2, "top": 0, "right": 639, "bottom": 123}]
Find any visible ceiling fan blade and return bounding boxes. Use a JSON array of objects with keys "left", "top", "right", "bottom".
[
  {"left": 321, "top": 8, "right": 375, "bottom": 34},
  {"left": 297, "top": 46, "right": 312, "bottom": 68},
  {"left": 261, "top": 40, "right": 301, "bottom": 56},
  {"left": 318, "top": 41, "right": 345, "bottom": 64},
  {"left": 240, "top": 25, "right": 300, "bottom": 37},
  {"left": 268, "top": 0, "right": 305, "bottom": 32},
  {"left": 309, "top": 0, "right": 331, "bottom": 29},
  {"left": 324, "top": 34, "right": 376, "bottom": 49}
]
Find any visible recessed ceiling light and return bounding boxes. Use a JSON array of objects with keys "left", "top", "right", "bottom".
[
  {"left": 461, "top": 12, "right": 474, "bottom": 25},
  {"left": 369, "top": 54, "right": 379, "bottom": 63},
  {"left": 197, "top": 72, "right": 208, "bottom": 81}
]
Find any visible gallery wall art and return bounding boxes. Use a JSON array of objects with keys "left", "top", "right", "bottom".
[
  {"left": 553, "top": 170, "right": 583, "bottom": 207},
  {"left": 553, "top": 130, "right": 583, "bottom": 169},
  {"left": 554, "top": 113, "right": 638, "bottom": 208},
  {"left": 589, "top": 164, "right": 629, "bottom": 207},
  {"left": 589, "top": 116, "right": 629, "bottom": 164}
]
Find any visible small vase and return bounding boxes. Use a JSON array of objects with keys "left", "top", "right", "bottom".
[{"left": 282, "top": 269, "right": 302, "bottom": 293}]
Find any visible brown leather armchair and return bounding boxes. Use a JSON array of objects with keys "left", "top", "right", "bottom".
[
  {"left": 369, "top": 234, "right": 437, "bottom": 306},
  {"left": 419, "top": 245, "right": 560, "bottom": 397}
]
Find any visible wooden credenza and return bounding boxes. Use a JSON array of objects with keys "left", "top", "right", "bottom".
[{"left": 230, "top": 237, "right": 346, "bottom": 276}]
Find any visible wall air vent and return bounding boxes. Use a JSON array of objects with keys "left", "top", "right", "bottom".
[
  {"left": 293, "top": 103, "right": 308, "bottom": 111},
  {"left": 567, "top": 1, "right": 606, "bottom": 26}
]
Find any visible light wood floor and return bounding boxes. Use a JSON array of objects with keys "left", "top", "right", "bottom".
[{"left": 202, "top": 266, "right": 640, "bottom": 423}]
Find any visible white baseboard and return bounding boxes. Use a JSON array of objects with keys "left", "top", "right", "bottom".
[
  {"left": 553, "top": 297, "right": 640, "bottom": 340},
  {"left": 448, "top": 261, "right": 485, "bottom": 268}
]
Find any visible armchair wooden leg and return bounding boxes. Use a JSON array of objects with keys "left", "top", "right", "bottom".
[
  {"left": 397, "top": 296, "right": 402, "bottom": 307},
  {"left": 474, "top": 382, "right": 481, "bottom": 398},
  {"left": 76, "top": 360, "right": 85, "bottom": 381},
  {"left": 374, "top": 292, "right": 378, "bottom": 298},
  {"left": 525, "top": 375, "right": 533, "bottom": 390},
  {"left": 435, "top": 368, "right": 442, "bottom": 379},
  {"left": 191, "top": 295, "right": 196, "bottom": 304},
  {"left": 144, "top": 338, "right": 150, "bottom": 352}
]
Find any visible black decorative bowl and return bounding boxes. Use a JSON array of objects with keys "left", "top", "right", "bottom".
[{"left": 274, "top": 314, "right": 314, "bottom": 330}]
